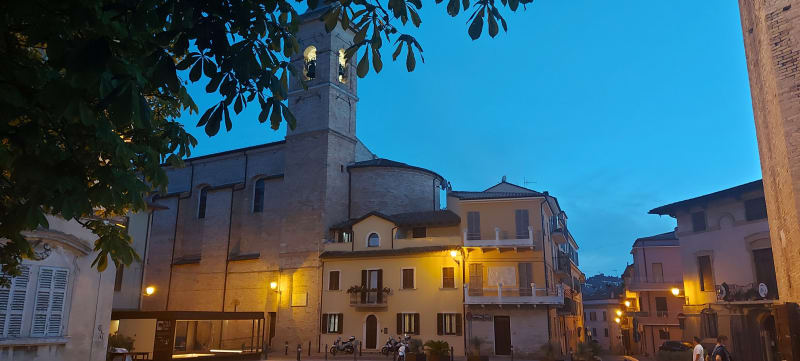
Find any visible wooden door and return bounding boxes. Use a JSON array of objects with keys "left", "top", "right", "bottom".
[
  {"left": 366, "top": 315, "right": 378, "bottom": 349},
  {"left": 493, "top": 316, "right": 511, "bottom": 355}
]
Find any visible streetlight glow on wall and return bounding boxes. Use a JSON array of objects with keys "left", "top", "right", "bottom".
[
  {"left": 145, "top": 286, "right": 155, "bottom": 296},
  {"left": 450, "top": 250, "right": 458, "bottom": 258},
  {"left": 671, "top": 287, "right": 680, "bottom": 296}
]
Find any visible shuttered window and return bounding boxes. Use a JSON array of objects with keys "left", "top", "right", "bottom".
[
  {"left": 691, "top": 211, "right": 706, "bottom": 232},
  {"left": 466, "top": 212, "right": 480, "bottom": 240},
  {"left": 329, "top": 271, "right": 340, "bottom": 291},
  {"left": 442, "top": 267, "right": 455, "bottom": 289},
  {"left": 32, "top": 267, "right": 69, "bottom": 337},
  {"left": 321, "top": 313, "right": 343, "bottom": 334},
  {"left": 253, "top": 179, "right": 266, "bottom": 213},
  {"left": 402, "top": 269, "right": 415, "bottom": 289},
  {"left": 698, "top": 255, "right": 714, "bottom": 291},
  {"left": 0, "top": 265, "right": 30, "bottom": 337},
  {"left": 515, "top": 209, "right": 529, "bottom": 239},
  {"left": 436, "top": 313, "right": 462, "bottom": 336},
  {"left": 397, "top": 313, "right": 420, "bottom": 334}
]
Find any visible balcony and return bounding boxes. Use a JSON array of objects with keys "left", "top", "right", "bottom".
[
  {"left": 552, "top": 227, "right": 568, "bottom": 244},
  {"left": 464, "top": 284, "right": 563, "bottom": 305},
  {"left": 626, "top": 277, "right": 683, "bottom": 292},
  {"left": 555, "top": 253, "right": 572, "bottom": 279},
  {"left": 348, "top": 287, "right": 390, "bottom": 308},
  {"left": 463, "top": 226, "right": 537, "bottom": 249}
]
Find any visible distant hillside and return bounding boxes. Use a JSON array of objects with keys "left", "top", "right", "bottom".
[{"left": 583, "top": 273, "right": 624, "bottom": 299}]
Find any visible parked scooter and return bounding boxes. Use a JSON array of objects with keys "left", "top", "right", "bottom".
[
  {"left": 381, "top": 336, "right": 400, "bottom": 356},
  {"left": 330, "top": 336, "right": 356, "bottom": 355}
]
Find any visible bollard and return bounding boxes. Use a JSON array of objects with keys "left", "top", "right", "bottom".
[
  {"left": 510, "top": 345, "right": 514, "bottom": 361},
  {"left": 297, "top": 344, "right": 302, "bottom": 361},
  {"left": 309, "top": 341, "right": 312, "bottom": 356},
  {"left": 359, "top": 342, "right": 363, "bottom": 356},
  {"left": 326, "top": 344, "right": 328, "bottom": 360},
  {"left": 286, "top": 342, "right": 289, "bottom": 355},
  {"left": 353, "top": 341, "right": 357, "bottom": 361},
  {"left": 450, "top": 346, "right": 454, "bottom": 361}
]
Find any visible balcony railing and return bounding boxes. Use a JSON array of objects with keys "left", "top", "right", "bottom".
[
  {"left": 348, "top": 288, "right": 390, "bottom": 308},
  {"left": 716, "top": 282, "right": 778, "bottom": 302},
  {"left": 464, "top": 284, "right": 563, "bottom": 305},
  {"left": 463, "top": 226, "right": 538, "bottom": 248},
  {"left": 655, "top": 310, "right": 669, "bottom": 318}
]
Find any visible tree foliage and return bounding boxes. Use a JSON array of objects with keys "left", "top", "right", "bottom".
[{"left": 0, "top": 0, "right": 532, "bottom": 285}]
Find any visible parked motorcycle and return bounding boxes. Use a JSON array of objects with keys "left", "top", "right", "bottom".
[
  {"left": 330, "top": 336, "right": 356, "bottom": 355},
  {"left": 381, "top": 336, "right": 400, "bottom": 356}
]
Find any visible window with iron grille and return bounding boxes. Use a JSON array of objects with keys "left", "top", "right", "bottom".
[{"left": 321, "top": 313, "right": 343, "bottom": 334}]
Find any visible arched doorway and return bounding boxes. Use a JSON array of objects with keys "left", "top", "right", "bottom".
[
  {"left": 761, "top": 315, "right": 778, "bottom": 361},
  {"left": 366, "top": 315, "right": 377, "bottom": 349}
]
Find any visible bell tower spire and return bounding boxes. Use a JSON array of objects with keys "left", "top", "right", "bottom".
[{"left": 287, "top": 6, "right": 358, "bottom": 138}]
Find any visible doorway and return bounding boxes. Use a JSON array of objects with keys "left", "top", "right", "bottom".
[
  {"left": 366, "top": 315, "right": 378, "bottom": 349},
  {"left": 268, "top": 312, "right": 276, "bottom": 346},
  {"left": 493, "top": 316, "right": 511, "bottom": 355},
  {"left": 761, "top": 315, "right": 778, "bottom": 361}
]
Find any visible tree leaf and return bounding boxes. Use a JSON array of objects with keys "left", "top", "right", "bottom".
[
  {"left": 189, "top": 60, "right": 202, "bottom": 82},
  {"left": 488, "top": 14, "right": 499, "bottom": 38},
  {"left": 223, "top": 105, "right": 232, "bottom": 131},
  {"left": 357, "top": 49, "right": 369, "bottom": 78},
  {"left": 282, "top": 103, "right": 297, "bottom": 130},
  {"left": 205, "top": 104, "right": 223, "bottom": 136},
  {"left": 392, "top": 42, "right": 403, "bottom": 61},
  {"left": 234, "top": 95, "right": 243, "bottom": 114},
  {"left": 270, "top": 98, "right": 282, "bottom": 130},
  {"left": 406, "top": 44, "right": 416, "bottom": 71},
  {"left": 468, "top": 14, "right": 484, "bottom": 40},
  {"left": 409, "top": 9, "right": 422, "bottom": 28},
  {"left": 447, "top": 0, "right": 460, "bottom": 16},
  {"left": 372, "top": 48, "right": 383, "bottom": 73}
]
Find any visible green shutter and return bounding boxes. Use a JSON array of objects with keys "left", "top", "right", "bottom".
[
  {"left": 413, "top": 313, "right": 420, "bottom": 335},
  {"left": 456, "top": 314, "right": 462, "bottom": 336},
  {"left": 437, "top": 313, "right": 443, "bottom": 335}
]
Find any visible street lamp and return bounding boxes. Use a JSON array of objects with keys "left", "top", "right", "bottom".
[
  {"left": 145, "top": 286, "right": 156, "bottom": 296},
  {"left": 616, "top": 309, "right": 623, "bottom": 317},
  {"left": 270, "top": 281, "right": 278, "bottom": 291},
  {"left": 450, "top": 250, "right": 460, "bottom": 265},
  {"left": 614, "top": 317, "right": 621, "bottom": 324},
  {"left": 624, "top": 300, "right": 631, "bottom": 307},
  {"left": 671, "top": 287, "right": 680, "bottom": 296}
]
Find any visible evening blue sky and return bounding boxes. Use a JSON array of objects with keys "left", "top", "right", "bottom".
[{"left": 177, "top": 1, "right": 762, "bottom": 277}]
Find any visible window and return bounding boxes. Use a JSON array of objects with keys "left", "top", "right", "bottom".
[
  {"left": 367, "top": 233, "right": 380, "bottom": 247},
  {"left": 396, "top": 228, "right": 408, "bottom": 239},
  {"left": 402, "top": 269, "right": 415, "bottom": 289},
  {"left": 604, "top": 328, "right": 609, "bottom": 337},
  {"left": 698, "top": 255, "right": 714, "bottom": 291},
  {"left": 745, "top": 197, "right": 768, "bottom": 221},
  {"left": 592, "top": 328, "right": 597, "bottom": 337},
  {"left": 691, "top": 211, "right": 706, "bottom": 232},
  {"left": 437, "top": 313, "right": 462, "bottom": 335},
  {"left": 515, "top": 209, "right": 529, "bottom": 239},
  {"left": 338, "top": 49, "right": 348, "bottom": 83},
  {"left": 32, "top": 267, "right": 69, "bottom": 336},
  {"left": 397, "top": 313, "right": 420, "bottom": 334},
  {"left": 321, "top": 313, "right": 343, "bottom": 334},
  {"left": 442, "top": 267, "right": 455, "bottom": 289},
  {"left": 0, "top": 265, "right": 30, "bottom": 337},
  {"left": 253, "top": 179, "right": 266, "bottom": 213},
  {"left": 198, "top": 187, "right": 209, "bottom": 219},
  {"left": 589, "top": 312, "right": 596, "bottom": 321},
  {"left": 655, "top": 297, "right": 668, "bottom": 317},
  {"left": 467, "top": 212, "right": 480, "bottom": 240},
  {"left": 651, "top": 263, "right": 664, "bottom": 283},
  {"left": 303, "top": 46, "right": 317, "bottom": 79},
  {"left": 114, "top": 265, "right": 124, "bottom": 292},
  {"left": 412, "top": 227, "right": 426, "bottom": 238},
  {"left": 336, "top": 231, "right": 352, "bottom": 243},
  {"left": 329, "top": 271, "right": 340, "bottom": 291},
  {"left": 602, "top": 311, "right": 607, "bottom": 321},
  {"left": 659, "top": 329, "right": 670, "bottom": 339},
  {"left": 700, "top": 309, "right": 718, "bottom": 338}
]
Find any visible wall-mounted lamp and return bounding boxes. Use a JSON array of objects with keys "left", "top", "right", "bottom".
[
  {"left": 144, "top": 286, "right": 156, "bottom": 296},
  {"left": 615, "top": 309, "right": 622, "bottom": 317},
  {"left": 624, "top": 300, "right": 631, "bottom": 308},
  {"left": 614, "top": 317, "right": 621, "bottom": 324},
  {"left": 270, "top": 281, "right": 278, "bottom": 292},
  {"left": 450, "top": 250, "right": 460, "bottom": 265},
  {"left": 671, "top": 287, "right": 681, "bottom": 296}
]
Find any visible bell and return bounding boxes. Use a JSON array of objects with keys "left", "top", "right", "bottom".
[{"left": 306, "top": 59, "right": 317, "bottom": 79}]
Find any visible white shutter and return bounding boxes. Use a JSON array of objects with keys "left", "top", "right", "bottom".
[
  {"left": 32, "top": 267, "right": 69, "bottom": 337},
  {"left": 0, "top": 265, "right": 30, "bottom": 337}
]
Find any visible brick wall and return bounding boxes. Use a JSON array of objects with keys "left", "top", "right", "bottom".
[{"left": 739, "top": 0, "right": 800, "bottom": 303}]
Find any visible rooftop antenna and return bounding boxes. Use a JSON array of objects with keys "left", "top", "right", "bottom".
[{"left": 523, "top": 177, "right": 536, "bottom": 186}]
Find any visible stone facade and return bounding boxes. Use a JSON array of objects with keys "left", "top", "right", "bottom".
[{"left": 739, "top": 0, "right": 800, "bottom": 305}]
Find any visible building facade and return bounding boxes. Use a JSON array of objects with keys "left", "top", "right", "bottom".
[
  {"left": 319, "top": 211, "right": 464, "bottom": 354},
  {"left": 621, "top": 232, "right": 684, "bottom": 357},
  {"left": 0, "top": 216, "right": 117, "bottom": 361},
  {"left": 447, "top": 181, "right": 585, "bottom": 358},
  {"left": 650, "top": 180, "right": 781, "bottom": 361},
  {"left": 583, "top": 296, "right": 623, "bottom": 354}
]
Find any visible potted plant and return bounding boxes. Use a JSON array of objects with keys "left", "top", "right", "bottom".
[
  {"left": 405, "top": 338, "right": 424, "bottom": 361},
  {"left": 424, "top": 340, "right": 450, "bottom": 361},
  {"left": 536, "top": 341, "right": 559, "bottom": 361}
]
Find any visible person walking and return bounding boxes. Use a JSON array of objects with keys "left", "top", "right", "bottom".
[
  {"left": 692, "top": 337, "right": 705, "bottom": 361},
  {"left": 711, "top": 335, "right": 732, "bottom": 361}
]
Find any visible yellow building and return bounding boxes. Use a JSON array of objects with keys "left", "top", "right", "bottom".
[
  {"left": 447, "top": 180, "right": 585, "bottom": 358},
  {"left": 319, "top": 210, "right": 466, "bottom": 354}
]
